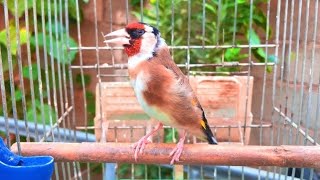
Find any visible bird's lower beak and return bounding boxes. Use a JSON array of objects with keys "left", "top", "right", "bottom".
[{"left": 104, "top": 28, "right": 130, "bottom": 46}]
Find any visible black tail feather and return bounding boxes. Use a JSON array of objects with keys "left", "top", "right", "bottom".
[
  {"left": 204, "top": 122, "right": 218, "bottom": 144},
  {"left": 201, "top": 111, "right": 218, "bottom": 145}
]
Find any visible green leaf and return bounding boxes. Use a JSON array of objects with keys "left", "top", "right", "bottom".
[
  {"left": 68, "top": 0, "right": 81, "bottom": 21},
  {"left": 31, "top": 32, "right": 78, "bottom": 64},
  {"left": 267, "top": 55, "right": 277, "bottom": 63},
  {"left": 82, "top": 0, "right": 89, "bottom": 3},
  {"left": 246, "top": 29, "right": 261, "bottom": 45},
  {"left": 86, "top": 91, "right": 95, "bottom": 117},
  {"left": 22, "top": 64, "right": 39, "bottom": 80},
  {"left": 256, "top": 48, "right": 266, "bottom": 59},
  {"left": 58, "top": 34, "right": 78, "bottom": 64},
  {"left": 75, "top": 73, "right": 91, "bottom": 86},
  {"left": 0, "top": 23, "right": 28, "bottom": 55},
  {"left": 237, "top": 0, "right": 247, "bottom": 3},
  {"left": 0, "top": 45, "right": 17, "bottom": 73},
  {"left": 45, "top": 21, "right": 66, "bottom": 34},
  {"left": 0, "top": 0, "right": 33, "bottom": 17},
  {"left": 27, "top": 100, "right": 57, "bottom": 125},
  {"left": 225, "top": 48, "right": 241, "bottom": 61},
  {"left": 14, "top": 89, "right": 23, "bottom": 101}
]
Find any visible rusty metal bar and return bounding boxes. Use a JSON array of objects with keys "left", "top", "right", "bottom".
[{"left": 11, "top": 143, "right": 320, "bottom": 168}]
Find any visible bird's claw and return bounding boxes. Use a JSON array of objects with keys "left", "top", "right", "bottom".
[
  {"left": 132, "top": 137, "right": 151, "bottom": 162},
  {"left": 169, "top": 140, "right": 185, "bottom": 165}
]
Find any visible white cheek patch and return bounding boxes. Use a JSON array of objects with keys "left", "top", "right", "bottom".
[
  {"left": 140, "top": 32, "right": 157, "bottom": 54},
  {"left": 144, "top": 25, "right": 153, "bottom": 32},
  {"left": 128, "top": 32, "right": 158, "bottom": 70}
]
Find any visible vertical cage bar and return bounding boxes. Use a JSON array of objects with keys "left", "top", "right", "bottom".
[
  {"left": 125, "top": 0, "right": 129, "bottom": 24},
  {"left": 186, "top": 0, "right": 191, "bottom": 77},
  {"left": 74, "top": 0, "right": 88, "bottom": 179},
  {"left": 64, "top": 0, "right": 75, "bottom": 145},
  {"left": 271, "top": 0, "right": 282, "bottom": 148},
  {"left": 140, "top": 0, "right": 144, "bottom": 22},
  {"left": 58, "top": 0, "right": 69, "bottom": 142},
  {"left": 3, "top": 0, "right": 21, "bottom": 152},
  {"left": 170, "top": 0, "right": 175, "bottom": 59},
  {"left": 23, "top": 0, "right": 39, "bottom": 142},
  {"left": 93, "top": 0, "right": 102, "bottom": 179},
  {"left": 0, "top": 34, "right": 10, "bottom": 146},
  {"left": 295, "top": 0, "right": 310, "bottom": 148},
  {"left": 286, "top": 0, "right": 295, "bottom": 146},
  {"left": 59, "top": 21, "right": 71, "bottom": 180},
  {"left": 40, "top": 0, "right": 55, "bottom": 142},
  {"left": 232, "top": 0, "right": 238, "bottom": 46},
  {"left": 32, "top": 0, "right": 47, "bottom": 141},
  {"left": 243, "top": 0, "right": 254, "bottom": 150},
  {"left": 52, "top": 0, "right": 64, "bottom": 142},
  {"left": 46, "top": 0, "right": 60, "bottom": 143},
  {"left": 303, "top": 0, "right": 318, "bottom": 145},
  {"left": 14, "top": 0, "right": 30, "bottom": 142}
]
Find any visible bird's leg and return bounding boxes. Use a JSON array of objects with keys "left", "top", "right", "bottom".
[
  {"left": 132, "top": 122, "right": 163, "bottom": 161},
  {"left": 169, "top": 130, "right": 187, "bottom": 165}
]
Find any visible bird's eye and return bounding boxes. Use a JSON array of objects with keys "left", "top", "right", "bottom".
[
  {"left": 128, "top": 29, "right": 146, "bottom": 39},
  {"left": 136, "top": 29, "right": 145, "bottom": 35}
]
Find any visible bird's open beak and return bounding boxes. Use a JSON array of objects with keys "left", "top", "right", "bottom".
[{"left": 104, "top": 28, "right": 130, "bottom": 46}]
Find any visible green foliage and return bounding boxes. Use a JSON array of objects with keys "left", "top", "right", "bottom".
[
  {"left": 118, "top": 164, "right": 173, "bottom": 179},
  {"left": 1, "top": 0, "right": 33, "bottom": 18},
  {"left": 164, "top": 128, "right": 178, "bottom": 143},
  {"left": 75, "top": 73, "right": 91, "bottom": 87},
  {"left": 0, "top": 44, "right": 17, "bottom": 73},
  {"left": 14, "top": 89, "right": 23, "bottom": 101},
  {"left": 0, "top": 22, "right": 28, "bottom": 55},
  {"left": 86, "top": 91, "right": 95, "bottom": 129},
  {"left": 132, "top": 0, "right": 275, "bottom": 72},
  {"left": 30, "top": 32, "right": 78, "bottom": 64},
  {"left": 0, "top": 0, "right": 82, "bottom": 129},
  {"left": 22, "top": 63, "right": 39, "bottom": 80},
  {"left": 26, "top": 99, "right": 57, "bottom": 125},
  {"left": 2, "top": 0, "right": 81, "bottom": 21}
]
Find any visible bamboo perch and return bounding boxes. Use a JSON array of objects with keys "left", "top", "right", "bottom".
[{"left": 11, "top": 143, "right": 320, "bottom": 168}]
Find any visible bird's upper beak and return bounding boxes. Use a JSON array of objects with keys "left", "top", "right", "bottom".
[{"left": 104, "top": 28, "right": 130, "bottom": 46}]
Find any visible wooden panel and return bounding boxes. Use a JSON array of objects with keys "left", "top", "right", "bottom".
[{"left": 95, "top": 76, "right": 254, "bottom": 144}]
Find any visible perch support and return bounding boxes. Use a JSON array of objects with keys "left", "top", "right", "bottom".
[{"left": 11, "top": 142, "right": 320, "bottom": 168}]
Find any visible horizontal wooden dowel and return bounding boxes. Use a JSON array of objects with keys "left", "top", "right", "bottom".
[{"left": 11, "top": 142, "right": 320, "bottom": 168}]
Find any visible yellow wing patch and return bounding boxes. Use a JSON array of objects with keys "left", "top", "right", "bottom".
[
  {"left": 200, "top": 120, "right": 206, "bottom": 129},
  {"left": 191, "top": 99, "right": 197, "bottom": 106}
]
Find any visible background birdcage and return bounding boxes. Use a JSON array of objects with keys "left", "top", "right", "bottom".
[{"left": 0, "top": 0, "right": 319, "bottom": 179}]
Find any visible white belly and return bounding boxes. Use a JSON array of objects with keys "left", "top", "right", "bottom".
[{"left": 131, "top": 71, "right": 172, "bottom": 124}]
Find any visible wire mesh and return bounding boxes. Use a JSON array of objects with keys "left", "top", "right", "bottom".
[{"left": 0, "top": 0, "right": 319, "bottom": 179}]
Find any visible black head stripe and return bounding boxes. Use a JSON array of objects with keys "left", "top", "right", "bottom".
[
  {"left": 152, "top": 27, "right": 159, "bottom": 36},
  {"left": 138, "top": 22, "right": 160, "bottom": 37}
]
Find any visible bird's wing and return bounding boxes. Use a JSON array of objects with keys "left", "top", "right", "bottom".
[{"left": 150, "top": 47, "right": 217, "bottom": 143}]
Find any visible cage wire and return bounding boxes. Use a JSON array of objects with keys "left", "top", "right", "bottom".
[{"left": 0, "top": 0, "right": 319, "bottom": 179}]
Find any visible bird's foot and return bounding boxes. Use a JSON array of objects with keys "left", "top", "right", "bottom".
[
  {"left": 131, "top": 123, "right": 163, "bottom": 162},
  {"left": 169, "top": 132, "right": 186, "bottom": 165},
  {"left": 132, "top": 136, "right": 151, "bottom": 162}
]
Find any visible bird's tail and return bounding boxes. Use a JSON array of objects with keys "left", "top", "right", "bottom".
[{"left": 201, "top": 113, "right": 218, "bottom": 145}]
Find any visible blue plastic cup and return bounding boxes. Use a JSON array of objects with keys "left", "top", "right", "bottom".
[{"left": 0, "top": 138, "right": 54, "bottom": 180}]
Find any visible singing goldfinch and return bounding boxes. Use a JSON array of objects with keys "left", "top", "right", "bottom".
[{"left": 104, "top": 22, "right": 218, "bottom": 165}]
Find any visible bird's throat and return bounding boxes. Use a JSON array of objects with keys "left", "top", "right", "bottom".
[{"left": 125, "top": 39, "right": 142, "bottom": 57}]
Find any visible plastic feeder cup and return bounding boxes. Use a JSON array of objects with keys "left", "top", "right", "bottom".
[{"left": 0, "top": 138, "right": 54, "bottom": 180}]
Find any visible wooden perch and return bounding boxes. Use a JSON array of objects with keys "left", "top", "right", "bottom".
[{"left": 11, "top": 142, "right": 320, "bottom": 168}]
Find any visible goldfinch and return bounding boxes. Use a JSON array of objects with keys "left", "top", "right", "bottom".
[{"left": 104, "top": 22, "right": 218, "bottom": 165}]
